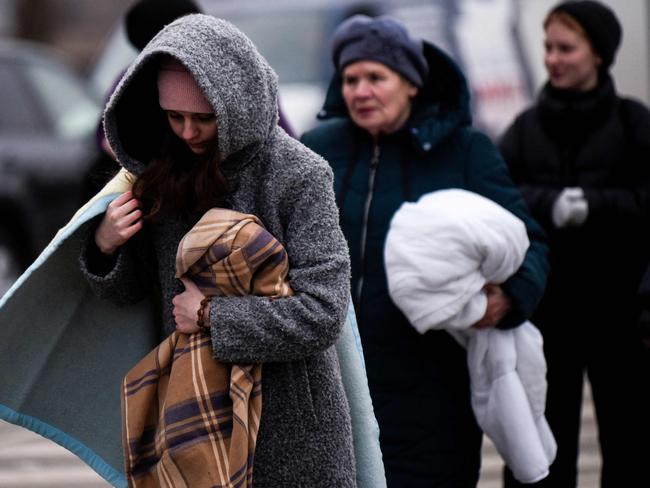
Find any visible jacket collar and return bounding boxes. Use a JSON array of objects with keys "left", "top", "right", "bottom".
[
  {"left": 317, "top": 41, "right": 472, "bottom": 153},
  {"left": 538, "top": 75, "right": 617, "bottom": 138}
]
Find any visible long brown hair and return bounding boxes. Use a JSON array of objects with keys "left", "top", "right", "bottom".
[{"left": 132, "top": 112, "right": 229, "bottom": 220}]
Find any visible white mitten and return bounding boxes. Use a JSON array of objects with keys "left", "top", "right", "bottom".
[
  {"left": 551, "top": 188, "right": 588, "bottom": 228},
  {"left": 567, "top": 194, "right": 588, "bottom": 226}
]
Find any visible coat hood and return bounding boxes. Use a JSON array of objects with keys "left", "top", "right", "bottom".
[
  {"left": 103, "top": 14, "right": 279, "bottom": 175},
  {"left": 317, "top": 41, "right": 471, "bottom": 149}
]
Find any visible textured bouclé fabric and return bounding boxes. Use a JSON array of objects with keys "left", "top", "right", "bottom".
[{"left": 83, "top": 14, "right": 360, "bottom": 487}]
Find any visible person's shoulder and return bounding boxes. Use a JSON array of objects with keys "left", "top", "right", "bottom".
[
  {"left": 490, "top": 104, "right": 540, "bottom": 148},
  {"left": 448, "top": 125, "right": 495, "bottom": 149},
  {"left": 300, "top": 118, "right": 353, "bottom": 149},
  {"left": 503, "top": 105, "right": 539, "bottom": 132},
  {"left": 615, "top": 97, "right": 650, "bottom": 149},
  {"left": 619, "top": 96, "right": 650, "bottom": 125},
  {"left": 262, "top": 128, "right": 333, "bottom": 179},
  {"left": 620, "top": 96, "right": 650, "bottom": 113}
]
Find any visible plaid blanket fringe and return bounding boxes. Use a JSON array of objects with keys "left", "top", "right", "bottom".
[{"left": 122, "top": 208, "right": 292, "bottom": 487}]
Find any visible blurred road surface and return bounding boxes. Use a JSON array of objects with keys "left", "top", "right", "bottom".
[
  {"left": 0, "top": 421, "right": 109, "bottom": 487},
  {"left": 478, "top": 381, "right": 600, "bottom": 488},
  {"left": 0, "top": 382, "right": 599, "bottom": 487}
]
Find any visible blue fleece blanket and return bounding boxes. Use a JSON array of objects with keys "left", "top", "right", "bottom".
[{"left": 0, "top": 172, "right": 385, "bottom": 488}]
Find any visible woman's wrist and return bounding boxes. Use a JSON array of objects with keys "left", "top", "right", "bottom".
[
  {"left": 94, "top": 230, "right": 118, "bottom": 256},
  {"left": 196, "top": 297, "right": 212, "bottom": 331}
]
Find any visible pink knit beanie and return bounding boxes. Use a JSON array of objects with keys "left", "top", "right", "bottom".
[{"left": 157, "top": 59, "right": 213, "bottom": 113}]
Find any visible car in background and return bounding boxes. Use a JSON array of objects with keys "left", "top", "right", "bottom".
[{"left": 0, "top": 39, "right": 102, "bottom": 295}]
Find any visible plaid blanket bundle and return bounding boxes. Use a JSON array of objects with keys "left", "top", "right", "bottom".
[{"left": 122, "top": 208, "right": 293, "bottom": 487}]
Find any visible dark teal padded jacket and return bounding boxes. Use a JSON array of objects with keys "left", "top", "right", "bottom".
[{"left": 301, "top": 41, "right": 549, "bottom": 486}]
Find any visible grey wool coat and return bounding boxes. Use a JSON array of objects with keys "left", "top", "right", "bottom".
[{"left": 81, "top": 14, "right": 356, "bottom": 487}]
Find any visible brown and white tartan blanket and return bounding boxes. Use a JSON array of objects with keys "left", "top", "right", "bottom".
[{"left": 122, "top": 208, "right": 293, "bottom": 487}]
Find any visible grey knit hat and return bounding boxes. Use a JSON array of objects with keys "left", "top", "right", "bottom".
[{"left": 331, "top": 15, "right": 429, "bottom": 87}]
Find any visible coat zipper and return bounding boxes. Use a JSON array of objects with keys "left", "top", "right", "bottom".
[{"left": 355, "top": 142, "right": 380, "bottom": 307}]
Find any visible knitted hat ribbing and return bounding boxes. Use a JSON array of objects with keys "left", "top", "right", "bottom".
[
  {"left": 331, "top": 15, "right": 428, "bottom": 87},
  {"left": 157, "top": 60, "right": 213, "bottom": 113}
]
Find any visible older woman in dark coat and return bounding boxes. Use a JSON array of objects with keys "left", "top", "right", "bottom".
[{"left": 301, "top": 15, "right": 549, "bottom": 487}]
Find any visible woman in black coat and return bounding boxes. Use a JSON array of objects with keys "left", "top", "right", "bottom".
[{"left": 498, "top": 2, "right": 650, "bottom": 486}]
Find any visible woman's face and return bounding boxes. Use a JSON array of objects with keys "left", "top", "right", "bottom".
[
  {"left": 166, "top": 111, "right": 218, "bottom": 154},
  {"left": 342, "top": 60, "right": 418, "bottom": 138},
  {"left": 544, "top": 19, "right": 601, "bottom": 92}
]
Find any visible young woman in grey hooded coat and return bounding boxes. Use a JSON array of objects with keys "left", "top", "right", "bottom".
[{"left": 79, "top": 14, "right": 356, "bottom": 487}]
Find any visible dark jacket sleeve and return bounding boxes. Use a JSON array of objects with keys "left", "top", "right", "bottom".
[
  {"left": 637, "top": 261, "right": 650, "bottom": 345},
  {"left": 582, "top": 100, "right": 650, "bottom": 225},
  {"left": 465, "top": 131, "right": 549, "bottom": 328},
  {"left": 208, "top": 160, "right": 352, "bottom": 363},
  {"left": 498, "top": 114, "right": 561, "bottom": 228}
]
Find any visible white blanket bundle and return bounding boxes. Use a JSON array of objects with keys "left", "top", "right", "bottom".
[{"left": 384, "top": 189, "right": 556, "bottom": 484}]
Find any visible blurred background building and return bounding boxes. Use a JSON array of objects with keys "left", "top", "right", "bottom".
[
  {"left": 0, "top": 0, "right": 132, "bottom": 67},
  {"left": 1, "top": 0, "right": 647, "bottom": 135}
]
